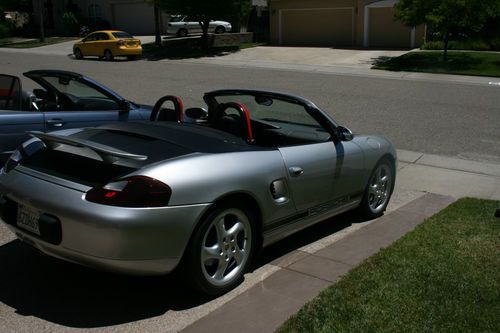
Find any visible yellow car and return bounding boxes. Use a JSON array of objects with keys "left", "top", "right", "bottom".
[{"left": 73, "top": 30, "right": 142, "bottom": 61}]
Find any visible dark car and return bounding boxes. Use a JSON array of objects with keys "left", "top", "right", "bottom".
[{"left": 0, "top": 70, "right": 152, "bottom": 165}]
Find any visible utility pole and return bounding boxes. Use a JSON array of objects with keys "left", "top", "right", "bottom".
[
  {"left": 154, "top": 5, "right": 161, "bottom": 46},
  {"left": 38, "top": 0, "right": 45, "bottom": 42}
]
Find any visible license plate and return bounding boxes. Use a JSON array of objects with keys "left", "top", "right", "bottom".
[{"left": 17, "top": 204, "right": 41, "bottom": 236}]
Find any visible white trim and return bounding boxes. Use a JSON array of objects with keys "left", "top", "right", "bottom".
[
  {"left": 366, "top": 0, "right": 399, "bottom": 8},
  {"left": 363, "top": 6, "right": 370, "bottom": 47},
  {"left": 410, "top": 26, "right": 416, "bottom": 48},
  {"left": 278, "top": 9, "right": 282, "bottom": 45},
  {"left": 278, "top": 7, "right": 354, "bottom": 46}
]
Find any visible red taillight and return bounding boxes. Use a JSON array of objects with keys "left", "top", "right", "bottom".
[
  {"left": 85, "top": 176, "right": 171, "bottom": 207},
  {"left": 117, "top": 39, "right": 125, "bottom": 46}
]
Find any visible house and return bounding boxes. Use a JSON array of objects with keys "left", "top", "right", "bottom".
[
  {"left": 269, "top": 0, "right": 425, "bottom": 48},
  {"left": 33, "top": 0, "right": 169, "bottom": 35}
]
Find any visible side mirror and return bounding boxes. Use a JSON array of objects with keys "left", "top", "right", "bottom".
[
  {"left": 120, "top": 100, "right": 131, "bottom": 113},
  {"left": 185, "top": 107, "right": 208, "bottom": 120},
  {"left": 28, "top": 94, "right": 40, "bottom": 111},
  {"left": 336, "top": 126, "right": 353, "bottom": 141}
]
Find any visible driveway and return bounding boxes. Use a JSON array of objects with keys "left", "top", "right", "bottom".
[{"left": 190, "top": 46, "right": 411, "bottom": 69}]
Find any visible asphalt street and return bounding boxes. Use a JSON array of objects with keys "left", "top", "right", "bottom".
[{"left": 1, "top": 51, "right": 499, "bottom": 163}]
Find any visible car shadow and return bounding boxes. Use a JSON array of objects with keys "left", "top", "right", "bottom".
[{"left": 0, "top": 210, "right": 370, "bottom": 328}]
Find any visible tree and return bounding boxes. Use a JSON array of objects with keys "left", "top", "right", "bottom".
[
  {"left": 149, "top": 0, "right": 251, "bottom": 48},
  {"left": 394, "top": 0, "right": 500, "bottom": 61}
]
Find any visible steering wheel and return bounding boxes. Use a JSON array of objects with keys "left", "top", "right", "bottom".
[{"left": 150, "top": 95, "right": 184, "bottom": 122}]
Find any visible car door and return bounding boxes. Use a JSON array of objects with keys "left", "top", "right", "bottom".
[
  {"left": 80, "top": 33, "right": 98, "bottom": 56},
  {"left": 186, "top": 17, "right": 201, "bottom": 34},
  {"left": 23, "top": 70, "right": 144, "bottom": 133},
  {"left": 0, "top": 74, "right": 44, "bottom": 164},
  {"left": 279, "top": 140, "right": 364, "bottom": 213}
]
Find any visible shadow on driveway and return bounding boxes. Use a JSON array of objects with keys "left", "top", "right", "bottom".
[{"left": 0, "top": 210, "right": 369, "bottom": 328}]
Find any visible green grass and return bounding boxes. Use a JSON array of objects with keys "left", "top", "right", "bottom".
[
  {"left": 142, "top": 40, "right": 266, "bottom": 60},
  {"left": 0, "top": 37, "right": 78, "bottom": 48},
  {"left": 278, "top": 198, "right": 500, "bottom": 333},
  {"left": 373, "top": 51, "right": 500, "bottom": 77}
]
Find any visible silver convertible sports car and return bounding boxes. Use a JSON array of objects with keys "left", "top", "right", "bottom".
[{"left": 0, "top": 89, "right": 396, "bottom": 295}]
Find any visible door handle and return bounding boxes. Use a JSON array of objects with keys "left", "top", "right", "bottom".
[
  {"left": 46, "top": 119, "right": 65, "bottom": 127},
  {"left": 289, "top": 166, "right": 304, "bottom": 177}
]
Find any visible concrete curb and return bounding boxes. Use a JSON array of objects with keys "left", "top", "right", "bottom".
[{"left": 181, "top": 193, "right": 455, "bottom": 333}]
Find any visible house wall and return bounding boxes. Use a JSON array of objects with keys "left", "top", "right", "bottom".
[
  {"left": 37, "top": 0, "right": 169, "bottom": 35},
  {"left": 270, "top": 0, "right": 425, "bottom": 48}
]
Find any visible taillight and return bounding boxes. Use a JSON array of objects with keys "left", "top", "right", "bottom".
[
  {"left": 117, "top": 40, "right": 125, "bottom": 46},
  {"left": 85, "top": 176, "right": 171, "bottom": 207}
]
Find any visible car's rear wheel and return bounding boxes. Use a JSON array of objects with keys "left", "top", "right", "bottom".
[
  {"left": 74, "top": 48, "right": 83, "bottom": 59},
  {"left": 214, "top": 26, "right": 226, "bottom": 34},
  {"left": 177, "top": 28, "right": 188, "bottom": 37},
  {"left": 359, "top": 158, "right": 394, "bottom": 219},
  {"left": 183, "top": 203, "right": 256, "bottom": 295},
  {"left": 104, "top": 49, "right": 114, "bottom": 61}
]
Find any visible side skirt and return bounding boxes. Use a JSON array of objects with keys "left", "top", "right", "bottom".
[{"left": 262, "top": 194, "right": 362, "bottom": 247}]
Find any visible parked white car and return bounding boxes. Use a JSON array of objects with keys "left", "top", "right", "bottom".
[{"left": 167, "top": 16, "right": 232, "bottom": 37}]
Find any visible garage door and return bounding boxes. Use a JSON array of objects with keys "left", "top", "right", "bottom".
[
  {"left": 369, "top": 7, "right": 411, "bottom": 48},
  {"left": 280, "top": 8, "right": 353, "bottom": 46},
  {"left": 112, "top": 2, "right": 155, "bottom": 35}
]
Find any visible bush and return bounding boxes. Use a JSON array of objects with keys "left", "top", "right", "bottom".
[
  {"left": 423, "top": 38, "right": 496, "bottom": 51},
  {"left": 421, "top": 40, "right": 444, "bottom": 50},
  {"left": 0, "top": 21, "right": 14, "bottom": 38},
  {"left": 62, "top": 11, "right": 79, "bottom": 36},
  {"left": 489, "top": 37, "right": 500, "bottom": 51},
  {"left": 449, "top": 39, "right": 490, "bottom": 51}
]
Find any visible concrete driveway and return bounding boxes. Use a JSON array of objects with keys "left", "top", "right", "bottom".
[{"left": 194, "top": 46, "right": 411, "bottom": 69}]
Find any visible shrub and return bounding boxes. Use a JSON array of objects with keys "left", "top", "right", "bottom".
[
  {"left": 62, "top": 11, "right": 79, "bottom": 36},
  {"left": 0, "top": 21, "right": 14, "bottom": 38},
  {"left": 421, "top": 40, "right": 444, "bottom": 50}
]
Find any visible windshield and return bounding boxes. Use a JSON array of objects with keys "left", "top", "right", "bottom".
[
  {"left": 169, "top": 16, "right": 186, "bottom": 23},
  {"left": 214, "top": 94, "right": 321, "bottom": 127},
  {"left": 112, "top": 31, "right": 133, "bottom": 39}
]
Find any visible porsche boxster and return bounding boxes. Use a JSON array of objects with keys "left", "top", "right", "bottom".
[{"left": 0, "top": 89, "right": 396, "bottom": 295}]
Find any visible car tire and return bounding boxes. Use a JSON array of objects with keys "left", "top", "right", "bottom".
[
  {"left": 74, "top": 48, "right": 83, "bottom": 60},
  {"left": 177, "top": 29, "right": 188, "bottom": 38},
  {"left": 182, "top": 202, "right": 256, "bottom": 295},
  {"left": 215, "top": 26, "right": 226, "bottom": 34},
  {"left": 358, "top": 158, "right": 395, "bottom": 219},
  {"left": 104, "top": 49, "right": 114, "bottom": 61}
]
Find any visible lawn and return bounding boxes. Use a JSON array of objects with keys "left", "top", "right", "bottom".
[
  {"left": 278, "top": 198, "right": 500, "bottom": 333},
  {"left": 0, "top": 37, "right": 78, "bottom": 48},
  {"left": 373, "top": 51, "right": 500, "bottom": 77}
]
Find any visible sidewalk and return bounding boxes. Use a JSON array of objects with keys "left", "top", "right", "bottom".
[{"left": 181, "top": 150, "right": 499, "bottom": 333}]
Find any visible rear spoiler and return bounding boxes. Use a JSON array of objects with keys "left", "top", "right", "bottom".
[{"left": 27, "top": 131, "right": 148, "bottom": 164}]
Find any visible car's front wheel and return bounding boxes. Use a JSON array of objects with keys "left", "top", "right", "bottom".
[
  {"left": 183, "top": 203, "right": 256, "bottom": 295},
  {"left": 74, "top": 48, "right": 83, "bottom": 59},
  {"left": 177, "top": 28, "right": 188, "bottom": 37},
  {"left": 359, "top": 158, "right": 394, "bottom": 219},
  {"left": 214, "top": 26, "right": 226, "bottom": 34},
  {"left": 104, "top": 49, "right": 114, "bottom": 61}
]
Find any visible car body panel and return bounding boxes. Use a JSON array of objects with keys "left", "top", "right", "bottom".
[
  {"left": 73, "top": 30, "right": 142, "bottom": 58},
  {"left": 0, "top": 89, "right": 396, "bottom": 276},
  {"left": 167, "top": 16, "right": 232, "bottom": 35}
]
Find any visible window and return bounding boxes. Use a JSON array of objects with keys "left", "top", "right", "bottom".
[
  {"left": 42, "top": 76, "right": 119, "bottom": 111},
  {"left": 0, "top": 75, "right": 21, "bottom": 110}
]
